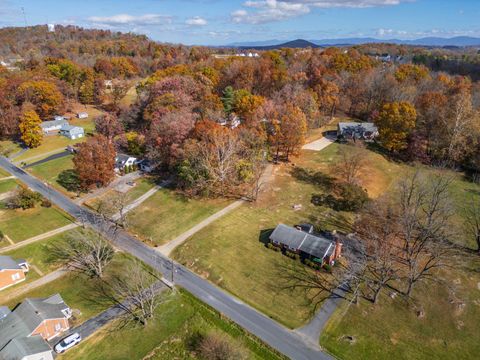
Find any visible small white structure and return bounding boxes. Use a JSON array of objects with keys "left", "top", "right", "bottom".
[
  {"left": 47, "top": 24, "right": 55, "bottom": 32},
  {"left": 59, "top": 124, "right": 85, "bottom": 140},
  {"left": 76, "top": 112, "right": 88, "bottom": 119},
  {"left": 104, "top": 80, "right": 113, "bottom": 89}
]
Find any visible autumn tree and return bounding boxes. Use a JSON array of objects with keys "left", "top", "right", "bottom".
[
  {"left": 73, "top": 135, "right": 116, "bottom": 190},
  {"left": 79, "top": 69, "right": 95, "bottom": 104},
  {"left": 18, "top": 80, "right": 64, "bottom": 118},
  {"left": 95, "top": 113, "right": 124, "bottom": 141},
  {"left": 375, "top": 102, "right": 417, "bottom": 152},
  {"left": 279, "top": 104, "right": 307, "bottom": 161},
  {"left": 464, "top": 198, "right": 480, "bottom": 253},
  {"left": 19, "top": 109, "right": 43, "bottom": 148},
  {"left": 233, "top": 89, "right": 265, "bottom": 123}
]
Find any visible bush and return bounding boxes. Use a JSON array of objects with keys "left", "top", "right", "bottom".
[
  {"left": 41, "top": 199, "right": 52, "bottom": 208},
  {"left": 10, "top": 186, "right": 42, "bottom": 209},
  {"left": 311, "top": 182, "right": 369, "bottom": 212},
  {"left": 57, "top": 169, "right": 81, "bottom": 192},
  {"left": 323, "top": 264, "right": 333, "bottom": 273},
  {"left": 197, "top": 332, "right": 247, "bottom": 360}
]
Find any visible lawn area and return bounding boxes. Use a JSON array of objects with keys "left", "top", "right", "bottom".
[
  {"left": 15, "top": 136, "right": 86, "bottom": 163},
  {"left": 28, "top": 155, "right": 76, "bottom": 196},
  {"left": 320, "top": 263, "right": 480, "bottom": 360},
  {"left": 2, "top": 228, "right": 83, "bottom": 273},
  {"left": 84, "top": 177, "right": 157, "bottom": 213},
  {"left": 0, "top": 140, "right": 23, "bottom": 159},
  {"left": 0, "top": 179, "right": 18, "bottom": 194},
  {"left": 0, "top": 205, "right": 73, "bottom": 242},
  {"left": 62, "top": 290, "right": 283, "bottom": 360},
  {"left": 127, "top": 188, "right": 230, "bottom": 246},
  {"left": 4, "top": 252, "right": 138, "bottom": 323}
]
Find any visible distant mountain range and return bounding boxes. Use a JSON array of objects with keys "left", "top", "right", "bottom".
[{"left": 228, "top": 36, "right": 480, "bottom": 49}]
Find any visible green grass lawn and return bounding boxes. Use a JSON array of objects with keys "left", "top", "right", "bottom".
[
  {"left": 0, "top": 179, "right": 18, "bottom": 194},
  {"left": 2, "top": 228, "right": 83, "bottom": 273},
  {"left": 320, "top": 263, "right": 480, "bottom": 360},
  {"left": 5, "top": 252, "right": 137, "bottom": 323},
  {"left": 15, "top": 136, "right": 85, "bottom": 163},
  {"left": 0, "top": 140, "right": 23, "bottom": 159},
  {"left": 84, "top": 178, "right": 157, "bottom": 213},
  {"left": 62, "top": 290, "right": 283, "bottom": 360},
  {"left": 0, "top": 206, "right": 73, "bottom": 242},
  {"left": 127, "top": 188, "right": 230, "bottom": 246},
  {"left": 28, "top": 155, "right": 76, "bottom": 196}
]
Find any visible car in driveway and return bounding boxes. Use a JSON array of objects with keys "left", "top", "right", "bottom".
[{"left": 54, "top": 333, "right": 81, "bottom": 353}]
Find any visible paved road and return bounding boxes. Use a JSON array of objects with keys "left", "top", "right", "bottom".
[
  {"left": 22, "top": 150, "right": 71, "bottom": 168},
  {"left": 0, "top": 157, "right": 333, "bottom": 360}
]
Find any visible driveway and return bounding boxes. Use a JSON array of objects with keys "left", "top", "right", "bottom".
[
  {"left": 23, "top": 150, "right": 70, "bottom": 168},
  {"left": 0, "top": 157, "right": 333, "bottom": 360},
  {"left": 303, "top": 134, "right": 336, "bottom": 151}
]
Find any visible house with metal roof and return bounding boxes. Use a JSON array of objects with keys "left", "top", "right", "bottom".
[
  {"left": 0, "top": 255, "right": 29, "bottom": 291},
  {"left": 40, "top": 119, "right": 69, "bottom": 134},
  {"left": 269, "top": 224, "right": 342, "bottom": 265},
  {"left": 337, "top": 122, "right": 379, "bottom": 141},
  {"left": 0, "top": 294, "right": 72, "bottom": 360},
  {"left": 59, "top": 124, "right": 85, "bottom": 140}
]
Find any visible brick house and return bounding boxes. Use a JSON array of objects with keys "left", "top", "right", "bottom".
[
  {"left": 269, "top": 224, "right": 343, "bottom": 266},
  {"left": 0, "top": 294, "right": 72, "bottom": 360},
  {"left": 0, "top": 256, "right": 29, "bottom": 291}
]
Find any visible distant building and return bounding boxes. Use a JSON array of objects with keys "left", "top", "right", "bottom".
[
  {"left": 59, "top": 124, "right": 85, "bottom": 140},
  {"left": 0, "top": 294, "right": 72, "bottom": 360},
  {"left": 0, "top": 256, "right": 29, "bottom": 291},
  {"left": 40, "top": 119, "right": 69, "bottom": 134},
  {"left": 47, "top": 24, "right": 55, "bottom": 32},
  {"left": 76, "top": 112, "right": 88, "bottom": 119},
  {"left": 337, "top": 122, "right": 379, "bottom": 141}
]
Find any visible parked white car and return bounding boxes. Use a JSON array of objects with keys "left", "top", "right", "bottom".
[{"left": 54, "top": 333, "right": 81, "bottom": 353}]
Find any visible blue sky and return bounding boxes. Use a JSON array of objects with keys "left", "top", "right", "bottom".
[{"left": 0, "top": 0, "right": 479, "bottom": 45}]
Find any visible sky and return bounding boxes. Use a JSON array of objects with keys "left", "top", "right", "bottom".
[{"left": 0, "top": 0, "right": 479, "bottom": 45}]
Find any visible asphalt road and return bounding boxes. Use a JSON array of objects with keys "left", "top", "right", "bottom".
[
  {"left": 22, "top": 150, "right": 70, "bottom": 168},
  {"left": 0, "top": 157, "right": 333, "bottom": 360}
]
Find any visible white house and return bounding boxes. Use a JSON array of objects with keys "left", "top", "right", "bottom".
[
  {"left": 59, "top": 124, "right": 85, "bottom": 140},
  {"left": 40, "top": 119, "right": 69, "bottom": 134},
  {"left": 76, "top": 112, "right": 88, "bottom": 119},
  {"left": 115, "top": 154, "right": 137, "bottom": 172}
]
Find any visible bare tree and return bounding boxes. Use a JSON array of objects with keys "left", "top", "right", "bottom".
[
  {"left": 105, "top": 262, "right": 167, "bottom": 327},
  {"left": 51, "top": 231, "right": 114, "bottom": 278},
  {"left": 464, "top": 198, "right": 480, "bottom": 253},
  {"left": 95, "top": 192, "right": 130, "bottom": 229},
  {"left": 396, "top": 171, "right": 455, "bottom": 296},
  {"left": 334, "top": 146, "right": 365, "bottom": 185}
]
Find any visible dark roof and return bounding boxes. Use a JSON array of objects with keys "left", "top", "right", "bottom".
[
  {"left": 338, "top": 122, "right": 378, "bottom": 136},
  {"left": 0, "top": 335, "right": 51, "bottom": 360},
  {"left": 0, "top": 294, "right": 69, "bottom": 350},
  {"left": 0, "top": 256, "right": 22, "bottom": 270},
  {"left": 269, "top": 224, "right": 334, "bottom": 259}
]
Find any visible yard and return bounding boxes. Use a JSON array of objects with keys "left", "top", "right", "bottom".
[
  {"left": 4, "top": 252, "right": 138, "bottom": 323},
  {"left": 0, "top": 178, "right": 18, "bottom": 194},
  {"left": 62, "top": 290, "right": 283, "bottom": 360},
  {"left": 127, "top": 188, "right": 230, "bottom": 246},
  {"left": 172, "top": 140, "right": 480, "bottom": 331},
  {"left": 0, "top": 205, "right": 73, "bottom": 242},
  {"left": 28, "top": 155, "right": 76, "bottom": 196}
]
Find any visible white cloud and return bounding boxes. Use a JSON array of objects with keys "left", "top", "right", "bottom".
[
  {"left": 88, "top": 14, "right": 172, "bottom": 27},
  {"left": 231, "top": 0, "right": 414, "bottom": 24},
  {"left": 186, "top": 16, "right": 208, "bottom": 26}
]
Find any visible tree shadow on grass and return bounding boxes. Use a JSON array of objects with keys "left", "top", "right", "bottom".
[
  {"left": 290, "top": 167, "right": 335, "bottom": 190},
  {"left": 57, "top": 169, "right": 81, "bottom": 192}
]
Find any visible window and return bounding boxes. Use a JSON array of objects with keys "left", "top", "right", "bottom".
[{"left": 11, "top": 273, "right": 20, "bottom": 281}]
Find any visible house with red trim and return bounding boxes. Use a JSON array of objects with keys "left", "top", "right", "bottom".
[
  {"left": 0, "top": 294, "right": 72, "bottom": 360},
  {"left": 0, "top": 255, "right": 29, "bottom": 291}
]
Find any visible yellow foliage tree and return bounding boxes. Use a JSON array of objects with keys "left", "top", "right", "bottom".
[
  {"left": 376, "top": 102, "right": 417, "bottom": 152},
  {"left": 19, "top": 110, "right": 43, "bottom": 148}
]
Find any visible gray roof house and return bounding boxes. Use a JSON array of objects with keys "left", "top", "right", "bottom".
[
  {"left": 59, "top": 124, "right": 85, "bottom": 140},
  {"left": 0, "top": 294, "right": 72, "bottom": 360},
  {"left": 0, "top": 255, "right": 28, "bottom": 272},
  {"left": 40, "top": 119, "right": 69, "bottom": 134},
  {"left": 337, "top": 122, "right": 379, "bottom": 141},
  {"left": 269, "top": 224, "right": 342, "bottom": 265}
]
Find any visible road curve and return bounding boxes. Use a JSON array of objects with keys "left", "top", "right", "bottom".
[{"left": 0, "top": 157, "right": 333, "bottom": 360}]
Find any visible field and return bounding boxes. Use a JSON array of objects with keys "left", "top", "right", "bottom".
[
  {"left": 127, "top": 188, "right": 230, "bottom": 246},
  {"left": 63, "top": 290, "right": 283, "bottom": 360},
  {"left": 28, "top": 155, "right": 76, "bottom": 196},
  {"left": 0, "top": 178, "right": 18, "bottom": 194},
  {"left": 0, "top": 205, "right": 73, "bottom": 242}
]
